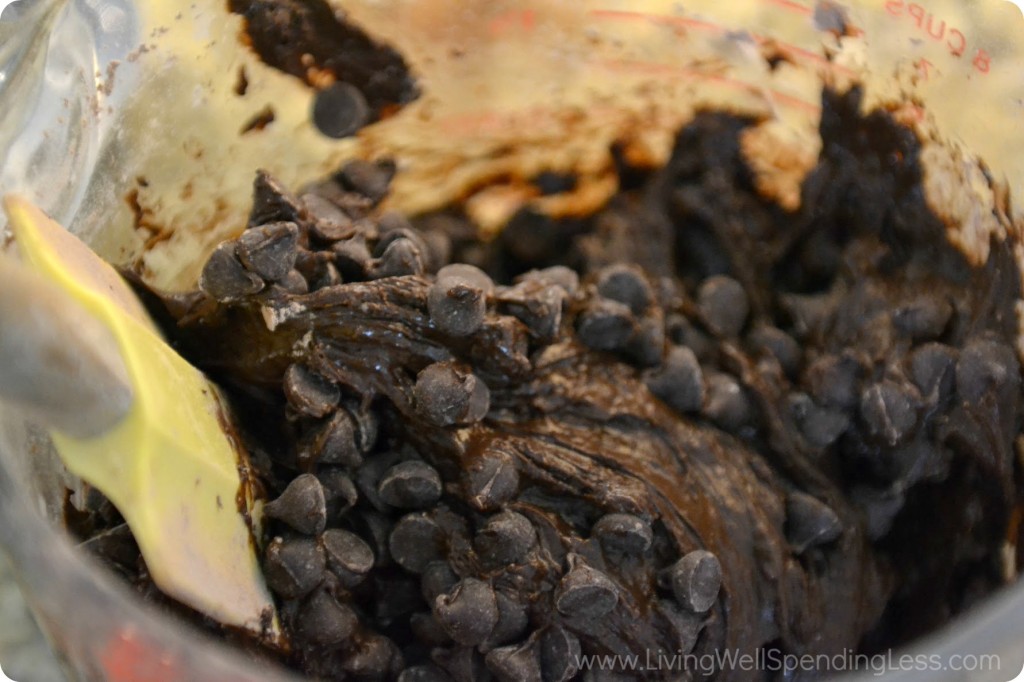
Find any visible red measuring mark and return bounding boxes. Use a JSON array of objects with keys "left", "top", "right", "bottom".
[
  {"left": 100, "top": 627, "right": 180, "bottom": 682},
  {"left": 770, "top": 89, "right": 824, "bottom": 114},
  {"left": 595, "top": 58, "right": 822, "bottom": 113},
  {"left": 916, "top": 57, "right": 934, "bottom": 80},
  {"left": 885, "top": 1, "right": 992, "bottom": 74},
  {"left": 762, "top": 0, "right": 814, "bottom": 16},
  {"left": 589, "top": 9, "right": 723, "bottom": 33},
  {"left": 488, "top": 9, "right": 537, "bottom": 38},
  {"left": 589, "top": 9, "right": 856, "bottom": 77}
]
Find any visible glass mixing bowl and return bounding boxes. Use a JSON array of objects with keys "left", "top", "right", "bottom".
[{"left": 1, "top": 0, "right": 1023, "bottom": 679}]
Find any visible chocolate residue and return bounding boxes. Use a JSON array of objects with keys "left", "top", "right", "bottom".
[
  {"left": 126, "top": 185, "right": 175, "bottom": 250},
  {"left": 236, "top": 66, "right": 250, "bottom": 96},
  {"left": 241, "top": 105, "right": 277, "bottom": 134},
  {"left": 228, "top": 0, "right": 419, "bottom": 118}
]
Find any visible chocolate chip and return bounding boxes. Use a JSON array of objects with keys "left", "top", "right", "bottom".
[
  {"left": 464, "top": 450, "right": 519, "bottom": 512},
  {"left": 414, "top": 363, "right": 491, "bottom": 427},
  {"left": 294, "top": 248, "right": 335, "bottom": 289},
  {"left": 554, "top": 555, "right": 618, "bottom": 618},
  {"left": 498, "top": 280, "right": 565, "bottom": 341},
  {"left": 376, "top": 221, "right": 430, "bottom": 263},
  {"left": 331, "top": 190, "right": 376, "bottom": 219},
  {"left": 894, "top": 439, "right": 952, "bottom": 485},
  {"left": 645, "top": 345, "right": 704, "bottom": 414},
  {"left": 909, "top": 343, "right": 957, "bottom": 402},
  {"left": 369, "top": 238, "right": 425, "bottom": 278},
  {"left": 437, "top": 264, "right": 495, "bottom": 295},
  {"left": 786, "top": 492, "right": 842, "bottom": 553},
  {"left": 302, "top": 193, "right": 356, "bottom": 241},
  {"left": 485, "top": 639, "right": 542, "bottom": 682},
  {"left": 668, "top": 550, "right": 721, "bottom": 613},
  {"left": 851, "top": 486, "right": 906, "bottom": 541},
  {"left": 421, "top": 561, "right": 460, "bottom": 603},
  {"left": 298, "top": 178, "right": 341, "bottom": 204},
  {"left": 849, "top": 298, "right": 897, "bottom": 352},
  {"left": 410, "top": 612, "right": 453, "bottom": 647},
  {"left": 284, "top": 364, "right": 340, "bottom": 418},
  {"left": 434, "top": 578, "right": 500, "bottom": 646},
  {"left": 434, "top": 508, "right": 472, "bottom": 551},
  {"left": 956, "top": 337, "right": 1020, "bottom": 403},
  {"left": 337, "top": 159, "right": 395, "bottom": 203},
  {"left": 306, "top": 410, "right": 363, "bottom": 468},
  {"left": 592, "top": 513, "right": 653, "bottom": 556},
  {"left": 312, "top": 83, "right": 370, "bottom": 139},
  {"left": 697, "top": 275, "right": 748, "bottom": 337},
  {"left": 623, "top": 314, "right": 664, "bottom": 369},
  {"left": 390, "top": 512, "right": 447, "bottom": 573},
  {"left": 474, "top": 511, "right": 536, "bottom": 565},
  {"left": 433, "top": 646, "right": 488, "bottom": 682},
  {"left": 357, "top": 451, "right": 405, "bottom": 512},
  {"left": 296, "top": 588, "right": 359, "bottom": 647},
  {"left": 596, "top": 264, "right": 654, "bottom": 315},
  {"left": 422, "top": 231, "right": 453, "bottom": 273},
  {"left": 576, "top": 298, "right": 635, "bottom": 352},
  {"left": 236, "top": 221, "right": 300, "bottom": 282},
  {"left": 666, "top": 314, "right": 716, "bottom": 361},
  {"left": 379, "top": 461, "right": 444, "bottom": 510},
  {"left": 322, "top": 528, "right": 375, "bottom": 587},
  {"left": 341, "top": 633, "right": 403, "bottom": 681},
  {"left": 357, "top": 511, "right": 394, "bottom": 568},
  {"left": 318, "top": 471, "right": 355, "bottom": 520},
  {"left": 429, "top": 275, "right": 487, "bottom": 336},
  {"left": 280, "top": 269, "right": 309, "bottom": 295},
  {"left": 430, "top": 518, "right": 472, "bottom": 565},
  {"left": 309, "top": 260, "right": 342, "bottom": 290},
  {"left": 789, "top": 392, "right": 850, "bottom": 448},
  {"left": 859, "top": 380, "right": 920, "bottom": 447},
  {"left": 250, "top": 170, "right": 304, "bottom": 226},
  {"left": 482, "top": 591, "right": 529, "bottom": 650},
  {"left": 377, "top": 209, "right": 417, "bottom": 234},
  {"left": 263, "top": 536, "right": 326, "bottom": 599},
  {"left": 199, "top": 241, "right": 265, "bottom": 301},
  {"left": 658, "top": 599, "right": 704, "bottom": 654},
  {"left": 892, "top": 296, "right": 952, "bottom": 340},
  {"left": 702, "top": 373, "right": 750, "bottom": 431},
  {"left": 515, "top": 266, "right": 579, "bottom": 297},
  {"left": 781, "top": 292, "right": 836, "bottom": 340},
  {"left": 540, "top": 627, "right": 581, "bottom": 682},
  {"left": 804, "top": 353, "right": 862, "bottom": 410},
  {"left": 469, "top": 314, "right": 532, "bottom": 378},
  {"left": 334, "top": 235, "right": 374, "bottom": 277},
  {"left": 398, "top": 664, "right": 454, "bottom": 682},
  {"left": 748, "top": 325, "right": 801, "bottom": 377},
  {"left": 264, "top": 474, "right": 327, "bottom": 535}
]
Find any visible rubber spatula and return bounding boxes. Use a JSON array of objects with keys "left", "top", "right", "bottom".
[{"left": 0, "top": 196, "right": 280, "bottom": 641}]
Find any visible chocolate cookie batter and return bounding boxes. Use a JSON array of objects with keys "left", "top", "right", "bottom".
[{"left": 77, "top": 88, "right": 1023, "bottom": 681}]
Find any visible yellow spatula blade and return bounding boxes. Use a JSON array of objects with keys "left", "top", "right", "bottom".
[{"left": 3, "top": 196, "right": 278, "bottom": 638}]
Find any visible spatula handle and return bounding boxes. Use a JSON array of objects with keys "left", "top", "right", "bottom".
[{"left": 0, "top": 253, "right": 133, "bottom": 439}]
